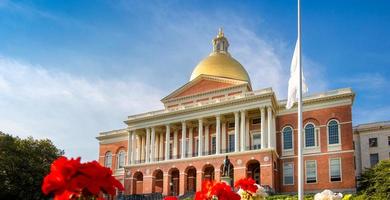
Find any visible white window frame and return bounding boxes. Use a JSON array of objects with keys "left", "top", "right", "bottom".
[
  {"left": 104, "top": 151, "right": 112, "bottom": 168},
  {"left": 211, "top": 133, "right": 216, "bottom": 154},
  {"left": 329, "top": 158, "right": 342, "bottom": 182},
  {"left": 117, "top": 150, "right": 126, "bottom": 169},
  {"left": 327, "top": 119, "right": 341, "bottom": 151},
  {"left": 282, "top": 126, "right": 294, "bottom": 156},
  {"left": 228, "top": 131, "right": 235, "bottom": 152},
  {"left": 283, "top": 162, "right": 294, "bottom": 185},
  {"left": 304, "top": 123, "right": 317, "bottom": 148},
  {"left": 305, "top": 160, "right": 318, "bottom": 184},
  {"left": 251, "top": 131, "right": 261, "bottom": 150}
]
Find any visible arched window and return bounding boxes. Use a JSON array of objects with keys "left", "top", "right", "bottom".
[
  {"left": 117, "top": 150, "right": 126, "bottom": 169},
  {"left": 283, "top": 127, "right": 293, "bottom": 150},
  {"left": 328, "top": 120, "right": 340, "bottom": 145},
  {"left": 304, "top": 124, "right": 315, "bottom": 147},
  {"left": 104, "top": 152, "right": 112, "bottom": 168}
]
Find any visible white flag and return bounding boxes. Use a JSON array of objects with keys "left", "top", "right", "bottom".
[{"left": 286, "top": 39, "right": 308, "bottom": 109}]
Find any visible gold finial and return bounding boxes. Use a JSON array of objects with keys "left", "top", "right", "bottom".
[{"left": 218, "top": 27, "right": 224, "bottom": 38}]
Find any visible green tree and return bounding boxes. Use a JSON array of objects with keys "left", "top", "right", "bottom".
[
  {"left": 357, "top": 159, "right": 390, "bottom": 199},
  {"left": 0, "top": 132, "right": 63, "bottom": 200}
]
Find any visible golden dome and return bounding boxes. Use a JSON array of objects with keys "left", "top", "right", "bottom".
[{"left": 190, "top": 28, "right": 251, "bottom": 83}]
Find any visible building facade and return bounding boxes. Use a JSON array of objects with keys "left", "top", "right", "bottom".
[
  {"left": 97, "top": 30, "right": 356, "bottom": 196},
  {"left": 353, "top": 121, "right": 390, "bottom": 177}
]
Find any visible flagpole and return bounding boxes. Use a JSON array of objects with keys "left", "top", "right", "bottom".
[{"left": 297, "top": 0, "right": 304, "bottom": 200}]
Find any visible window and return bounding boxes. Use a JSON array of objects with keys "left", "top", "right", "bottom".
[
  {"left": 305, "top": 160, "right": 317, "bottom": 183},
  {"left": 104, "top": 152, "right": 112, "bottom": 168},
  {"left": 117, "top": 150, "right": 126, "bottom": 169},
  {"left": 211, "top": 136, "right": 216, "bottom": 154},
  {"left": 370, "top": 153, "right": 379, "bottom": 167},
  {"left": 252, "top": 134, "right": 261, "bottom": 150},
  {"left": 388, "top": 136, "right": 390, "bottom": 146},
  {"left": 369, "top": 138, "right": 378, "bottom": 147},
  {"left": 283, "top": 163, "right": 294, "bottom": 185},
  {"left": 330, "top": 158, "right": 341, "bottom": 182},
  {"left": 169, "top": 141, "right": 173, "bottom": 158},
  {"left": 228, "top": 134, "right": 235, "bottom": 152},
  {"left": 252, "top": 118, "right": 261, "bottom": 125},
  {"left": 305, "top": 124, "right": 316, "bottom": 147},
  {"left": 328, "top": 120, "right": 340, "bottom": 145},
  {"left": 283, "top": 127, "right": 293, "bottom": 150},
  {"left": 195, "top": 138, "right": 199, "bottom": 156}
]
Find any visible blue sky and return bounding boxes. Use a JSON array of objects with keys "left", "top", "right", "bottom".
[{"left": 0, "top": 0, "right": 389, "bottom": 161}]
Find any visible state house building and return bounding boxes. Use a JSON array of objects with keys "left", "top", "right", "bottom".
[{"left": 97, "top": 30, "right": 356, "bottom": 196}]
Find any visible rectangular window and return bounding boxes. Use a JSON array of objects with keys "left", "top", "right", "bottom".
[
  {"left": 252, "top": 118, "right": 261, "bottom": 125},
  {"left": 388, "top": 136, "right": 390, "bottom": 146},
  {"left": 228, "top": 134, "right": 235, "bottom": 152},
  {"left": 211, "top": 136, "right": 216, "bottom": 154},
  {"left": 252, "top": 134, "right": 261, "bottom": 150},
  {"left": 195, "top": 138, "right": 199, "bottom": 154},
  {"left": 369, "top": 138, "right": 378, "bottom": 147},
  {"left": 305, "top": 160, "right": 317, "bottom": 183},
  {"left": 283, "top": 163, "right": 294, "bottom": 185},
  {"left": 370, "top": 153, "right": 379, "bottom": 167},
  {"left": 330, "top": 158, "right": 341, "bottom": 182},
  {"left": 169, "top": 142, "right": 173, "bottom": 159}
]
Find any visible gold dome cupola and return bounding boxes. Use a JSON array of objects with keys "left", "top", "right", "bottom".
[{"left": 190, "top": 28, "right": 251, "bottom": 84}]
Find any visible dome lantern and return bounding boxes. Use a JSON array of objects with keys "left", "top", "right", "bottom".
[{"left": 189, "top": 29, "right": 251, "bottom": 85}]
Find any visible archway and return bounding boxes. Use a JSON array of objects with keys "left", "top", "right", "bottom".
[
  {"left": 220, "top": 163, "right": 234, "bottom": 186},
  {"left": 203, "top": 164, "right": 215, "bottom": 181},
  {"left": 185, "top": 166, "right": 197, "bottom": 193},
  {"left": 246, "top": 160, "right": 261, "bottom": 184},
  {"left": 133, "top": 171, "right": 143, "bottom": 194},
  {"left": 169, "top": 168, "right": 180, "bottom": 196},
  {"left": 153, "top": 169, "right": 163, "bottom": 193}
]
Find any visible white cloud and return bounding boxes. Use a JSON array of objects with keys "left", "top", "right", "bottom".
[{"left": 0, "top": 56, "right": 164, "bottom": 161}]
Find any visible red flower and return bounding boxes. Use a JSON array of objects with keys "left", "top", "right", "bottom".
[
  {"left": 42, "top": 156, "right": 124, "bottom": 200},
  {"left": 163, "top": 196, "right": 179, "bottom": 200},
  {"left": 234, "top": 177, "right": 258, "bottom": 194},
  {"left": 42, "top": 157, "right": 81, "bottom": 196},
  {"left": 194, "top": 180, "right": 240, "bottom": 200}
]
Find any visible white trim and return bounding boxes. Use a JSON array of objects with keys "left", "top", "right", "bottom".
[
  {"left": 305, "top": 160, "right": 318, "bottom": 184},
  {"left": 283, "top": 162, "right": 294, "bottom": 185},
  {"left": 304, "top": 123, "right": 317, "bottom": 148},
  {"left": 327, "top": 119, "right": 342, "bottom": 151},
  {"left": 251, "top": 131, "right": 261, "bottom": 150},
  {"left": 117, "top": 150, "right": 126, "bottom": 169},
  {"left": 329, "top": 157, "right": 342, "bottom": 182}
]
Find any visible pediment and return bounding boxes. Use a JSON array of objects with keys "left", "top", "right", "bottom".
[{"left": 161, "top": 75, "right": 250, "bottom": 102}]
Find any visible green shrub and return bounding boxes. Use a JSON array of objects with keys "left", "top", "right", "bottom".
[{"left": 357, "top": 159, "right": 390, "bottom": 199}]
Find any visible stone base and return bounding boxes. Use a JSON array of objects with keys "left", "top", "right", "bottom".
[{"left": 220, "top": 176, "right": 232, "bottom": 187}]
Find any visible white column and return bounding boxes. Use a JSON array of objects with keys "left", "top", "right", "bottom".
[
  {"left": 246, "top": 116, "right": 250, "bottom": 150},
  {"left": 131, "top": 131, "right": 136, "bottom": 164},
  {"left": 267, "top": 106, "right": 272, "bottom": 148},
  {"left": 221, "top": 121, "right": 226, "bottom": 152},
  {"left": 272, "top": 115, "right": 277, "bottom": 148},
  {"left": 181, "top": 121, "right": 187, "bottom": 159},
  {"left": 174, "top": 129, "right": 178, "bottom": 158},
  {"left": 141, "top": 135, "right": 145, "bottom": 161},
  {"left": 127, "top": 131, "right": 132, "bottom": 165},
  {"left": 216, "top": 115, "right": 221, "bottom": 154},
  {"left": 198, "top": 119, "right": 203, "bottom": 156},
  {"left": 137, "top": 135, "right": 141, "bottom": 161},
  {"left": 154, "top": 131, "right": 159, "bottom": 161},
  {"left": 261, "top": 107, "right": 266, "bottom": 149},
  {"left": 150, "top": 127, "right": 155, "bottom": 162},
  {"left": 159, "top": 133, "right": 164, "bottom": 160},
  {"left": 240, "top": 110, "right": 246, "bottom": 151},
  {"left": 165, "top": 125, "right": 170, "bottom": 160},
  {"left": 205, "top": 124, "right": 210, "bottom": 154},
  {"left": 234, "top": 111, "right": 240, "bottom": 152},
  {"left": 188, "top": 127, "right": 193, "bottom": 157},
  {"left": 145, "top": 128, "right": 151, "bottom": 163}
]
